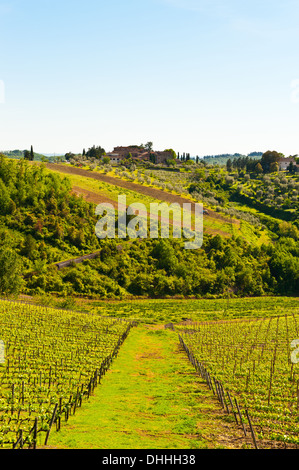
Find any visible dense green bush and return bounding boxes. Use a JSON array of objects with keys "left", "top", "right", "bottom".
[{"left": 24, "top": 235, "right": 299, "bottom": 298}]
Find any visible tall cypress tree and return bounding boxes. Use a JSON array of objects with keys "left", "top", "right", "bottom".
[{"left": 30, "top": 146, "right": 34, "bottom": 161}]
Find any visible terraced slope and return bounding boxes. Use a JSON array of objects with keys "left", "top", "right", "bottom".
[{"left": 46, "top": 163, "right": 241, "bottom": 238}]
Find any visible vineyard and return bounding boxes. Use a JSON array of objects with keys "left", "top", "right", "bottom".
[
  {"left": 0, "top": 295, "right": 299, "bottom": 450},
  {"left": 0, "top": 299, "right": 135, "bottom": 449},
  {"left": 175, "top": 313, "right": 299, "bottom": 448}
]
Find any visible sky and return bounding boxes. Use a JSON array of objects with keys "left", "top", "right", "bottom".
[{"left": 0, "top": 0, "right": 299, "bottom": 157}]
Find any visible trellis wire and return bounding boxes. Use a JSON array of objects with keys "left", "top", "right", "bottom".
[{"left": 179, "top": 334, "right": 259, "bottom": 449}]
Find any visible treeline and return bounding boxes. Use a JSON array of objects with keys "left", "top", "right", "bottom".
[
  {"left": 65, "top": 145, "right": 106, "bottom": 161},
  {"left": 2, "top": 148, "right": 47, "bottom": 161},
  {"left": 204, "top": 153, "right": 245, "bottom": 159},
  {"left": 226, "top": 156, "right": 261, "bottom": 172},
  {"left": 0, "top": 156, "right": 102, "bottom": 294},
  {"left": 26, "top": 234, "right": 299, "bottom": 299},
  {"left": 227, "top": 151, "right": 299, "bottom": 175},
  {"left": 203, "top": 152, "right": 262, "bottom": 160}
]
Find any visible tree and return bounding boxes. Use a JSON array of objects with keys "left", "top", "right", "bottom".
[
  {"left": 30, "top": 145, "right": 34, "bottom": 161},
  {"left": 22, "top": 234, "right": 37, "bottom": 259},
  {"left": 192, "top": 168, "right": 206, "bottom": 182},
  {"left": 209, "top": 234, "right": 223, "bottom": 250},
  {"left": 0, "top": 247, "right": 24, "bottom": 295},
  {"left": 145, "top": 142, "right": 153, "bottom": 152},
  {"left": 151, "top": 239, "right": 178, "bottom": 274},
  {"left": 23, "top": 150, "right": 31, "bottom": 160},
  {"left": 255, "top": 162, "right": 263, "bottom": 174},
  {"left": 261, "top": 150, "right": 283, "bottom": 173},
  {"left": 164, "top": 148, "right": 177, "bottom": 159},
  {"left": 278, "top": 221, "right": 299, "bottom": 240},
  {"left": 226, "top": 158, "right": 233, "bottom": 172},
  {"left": 269, "top": 161, "right": 279, "bottom": 173},
  {"left": 86, "top": 145, "right": 106, "bottom": 159},
  {"left": 287, "top": 161, "right": 298, "bottom": 174},
  {"left": 65, "top": 152, "right": 75, "bottom": 161},
  {"left": 0, "top": 180, "right": 12, "bottom": 215}
]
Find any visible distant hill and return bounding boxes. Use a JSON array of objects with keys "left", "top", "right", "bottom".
[
  {"left": 42, "top": 153, "right": 64, "bottom": 157},
  {"left": 201, "top": 152, "right": 263, "bottom": 166},
  {"left": 1, "top": 150, "right": 63, "bottom": 162}
]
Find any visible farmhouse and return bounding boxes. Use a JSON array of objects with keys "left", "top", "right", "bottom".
[
  {"left": 105, "top": 153, "right": 123, "bottom": 164},
  {"left": 278, "top": 157, "right": 299, "bottom": 171},
  {"left": 106, "top": 146, "right": 148, "bottom": 163},
  {"left": 151, "top": 150, "right": 174, "bottom": 164},
  {"left": 106, "top": 146, "right": 173, "bottom": 165}
]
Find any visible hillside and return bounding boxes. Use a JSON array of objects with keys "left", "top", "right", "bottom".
[
  {"left": 0, "top": 154, "right": 298, "bottom": 452},
  {"left": 1, "top": 149, "right": 54, "bottom": 161},
  {"left": 0, "top": 155, "right": 298, "bottom": 302}
]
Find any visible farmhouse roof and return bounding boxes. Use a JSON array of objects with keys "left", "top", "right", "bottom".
[{"left": 279, "top": 157, "right": 296, "bottom": 162}]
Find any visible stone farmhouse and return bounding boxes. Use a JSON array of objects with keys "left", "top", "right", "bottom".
[
  {"left": 105, "top": 146, "right": 174, "bottom": 165},
  {"left": 278, "top": 157, "right": 299, "bottom": 171}
]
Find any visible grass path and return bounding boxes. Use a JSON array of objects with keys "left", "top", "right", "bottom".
[{"left": 45, "top": 325, "right": 250, "bottom": 449}]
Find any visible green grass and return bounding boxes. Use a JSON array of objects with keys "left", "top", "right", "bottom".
[
  {"left": 47, "top": 326, "right": 249, "bottom": 449},
  {"left": 6, "top": 295, "right": 298, "bottom": 449},
  {"left": 177, "top": 313, "right": 299, "bottom": 445},
  {"left": 78, "top": 296, "right": 299, "bottom": 324},
  {"left": 0, "top": 299, "right": 133, "bottom": 448},
  {"left": 27, "top": 295, "right": 299, "bottom": 326}
]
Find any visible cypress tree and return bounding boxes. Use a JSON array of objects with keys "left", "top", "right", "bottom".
[{"left": 24, "top": 150, "right": 30, "bottom": 160}]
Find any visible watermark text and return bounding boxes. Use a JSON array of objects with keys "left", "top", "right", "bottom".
[{"left": 95, "top": 195, "right": 203, "bottom": 250}]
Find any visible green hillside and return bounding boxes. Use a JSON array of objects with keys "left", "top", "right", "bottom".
[
  {"left": 0, "top": 154, "right": 298, "bottom": 451},
  {"left": 0, "top": 155, "right": 298, "bottom": 301}
]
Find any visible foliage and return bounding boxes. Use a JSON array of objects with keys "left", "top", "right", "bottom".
[
  {"left": 177, "top": 313, "right": 299, "bottom": 445},
  {"left": 0, "top": 246, "right": 24, "bottom": 295},
  {"left": 0, "top": 157, "right": 103, "bottom": 274},
  {"left": 0, "top": 299, "right": 133, "bottom": 448},
  {"left": 85, "top": 145, "right": 106, "bottom": 159},
  {"left": 24, "top": 234, "right": 299, "bottom": 299},
  {"left": 0, "top": 155, "right": 299, "bottom": 301},
  {"left": 164, "top": 148, "right": 177, "bottom": 159},
  {"left": 261, "top": 150, "right": 284, "bottom": 173}
]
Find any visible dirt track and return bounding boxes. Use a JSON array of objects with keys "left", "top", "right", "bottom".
[{"left": 72, "top": 186, "right": 119, "bottom": 208}]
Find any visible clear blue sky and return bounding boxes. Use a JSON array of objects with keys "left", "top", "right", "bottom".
[{"left": 0, "top": 0, "right": 299, "bottom": 157}]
